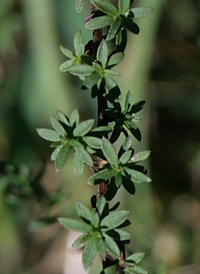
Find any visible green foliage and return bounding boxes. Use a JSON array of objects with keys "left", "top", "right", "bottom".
[
  {"left": 37, "top": 0, "right": 154, "bottom": 272},
  {"left": 37, "top": 109, "right": 111, "bottom": 173}
]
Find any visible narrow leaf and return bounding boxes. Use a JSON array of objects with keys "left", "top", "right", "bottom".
[
  {"left": 106, "top": 228, "right": 132, "bottom": 241},
  {"left": 96, "top": 195, "right": 107, "bottom": 216},
  {"left": 76, "top": 201, "right": 94, "bottom": 222},
  {"left": 36, "top": 128, "right": 61, "bottom": 142},
  {"left": 60, "top": 45, "right": 74, "bottom": 59},
  {"left": 91, "top": 0, "right": 119, "bottom": 17},
  {"left": 104, "top": 264, "right": 119, "bottom": 274},
  {"left": 97, "top": 40, "right": 108, "bottom": 69},
  {"left": 119, "top": 150, "right": 132, "bottom": 164},
  {"left": 58, "top": 217, "right": 92, "bottom": 233},
  {"left": 104, "top": 235, "right": 120, "bottom": 258},
  {"left": 107, "top": 51, "right": 124, "bottom": 67},
  {"left": 59, "top": 59, "right": 75, "bottom": 72},
  {"left": 56, "top": 110, "right": 70, "bottom": 126},
  {"left": 55, "top": 145, "right": 71, "bottom": 170},
  {"left": 125, "top": 91, "right": 133, "bottom": 112},
  {"left": 129, "top": 7, "right": 154, "bottom": 18},
  {"left": 51, "top": 145, "right": 63, "bottom": 161},
  {"left": 87, "top": 168, "right": 115, "bottom": 185},
  {"left": 73, "top": 119, "right": 94, "bottom": 137},
  {"left": 85, "top": 15, "right": 113, "bottom": 29},
  {"left": 102, "top": 137, "right": 118, "bottom": 166},
  {"left": 74, "top": 151, "right": 84, "bottom": 175},
  {"left": 72, "top": 233, "right": 90, "bottom": 248},
  {"left": 75, "top": 147, "right": 93, "bottom": 166},
  {"left": 125, "top": 265, "right": 148, "bottom": 274},
  {"left": 106, "top": 16, "right": 121, "bottom": 41},
  {"left": 69, "top": 64, "right": 94, "bottom": 76},
  {"left": 101, "top": 210, "right": 129, "bottom": 231},
  {"left": 70, "top": 108, "right": 79, "bottom": 126},
  {"left": 130, "top": 150, "right": 151, "bottom": 163},
  {"left": 122, "top": 175, "right": 135, "bottom": 195},
  {"left": 94, "top": 236, "right": 107, "bottom": 259},
  {"left": 118, "top": 0, "right": 130, "bottom": 15},
  {"left": 125, "top": 252, "right": 145, "bottom": 264},
  {"left": 115, "top": 172, "right": 122, "bottom": 187},
  {"left": 74, "top": 30, "right": 82, "bottom": 51},
  {"left": 104, "top": 69, "right": 120, "bottom": 77},
  {"left": 50, "top": 116, "right": 66, "bottom": 136},
  {"left": 82, "top": 136, "right": 102, "bottom": 149},
  {"left": 83, "top": 237, "right": 98, "bottom": 270},
  {"left": 124, "top": 167, "right": 151, "bottom": 184}
]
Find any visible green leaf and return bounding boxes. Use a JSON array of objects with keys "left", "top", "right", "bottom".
[
  {"left": 83, "top": 72, "right": 101, "bottom": 88},
  {"left": 104, "top": 264, "right": 119, "bottom": 274},
  {"left": 122, "top": 175, "right": 135, "bottom": 195},
  {"left": 50, "top": 116, "right": 66, "bottom": 137},
  {"left": 51, "top": 145, "right": 63, "bottom": 161},
  {"left": 56, "top": 110, "right": 70, "bottom": 126},
  {"left": 69, "top": 64, "right": 94, "bottom": 76},
  {"left": 83, "top": 237, "right": 98, "bottom": 270},
  {"left": 106, "top": 16, "right": 121, "bottom": 41},
  {"left": 36, "top": 128, "right": 61, "bottom": 142},
  {"left": 75, "top": 0, "right": 84, "bottom": 13},
  {"left": 85, "top": 15, "right": 113, "bottom": 29},
  {"left": 125, "top": 252, "right": 145, "bottom": 264},
  {"left": 104, "top": 69, "right": 120, "bottom": 77},
  {"left": 58, "top": 217, "right": 92, "bottom": 233},
  {"left": 106, "top": 228, "right": 132, "bottom": 241},
  {"left": 70, "top": 108, "right": 79, "bottom": 126},
  {"left": 124, "top": 265, "right": 148, "bottom": 274},
  {"left": 55, "top": 145, "right": 71, "bottom": 170},
  {"left": 74, "top": 151, "right": 83, "bottom": 175},
  {"left": 124, "top": 167, "right": 151, "bottom": 184},
  {"left": 107, "top": 52, "right": 124, "bottom": 67},
  {"left": 129, "top": 7, "right": 154, "bottom": 18},
  {"left": 59, "top": 59, "right": 75, "bottom": 72},
  {"left": 115, "top": 172, "right": 122, "bottom": 187},
  {"left": 130, "top": 150, "right": 151, "bottom": 163},
  {"left": 76, "top": 201, "right": 94, "bottom": 223},
  {"left": 82, "top": 136, "right": 102, "bottom": 149},
  {"left": 97, "top": 40, "right": 108, "bottom": 69},
  {"left": 126, "top": 21, "right": 140, "bottom": 34},
  {"left": 119, "top": 150, "right": 132, "bottom": 164},
  {"left": 94, "top": 235, "right": 107, "bottom": 259},
  {"left": 96, "top": 195, "right": 107, "bottom": 216},
  {"left": 76, "top": 43, "right": 85, "bottom": 58},
  {"left": 89, "top": 126, "right": 112, "bottom": 137},
  {"left": 91, "top": 0, "right": 119, "bottom": 17},
  {"left": 75, "top": 146, "right": 93, "bottom": 166},
  {"left": 118, "top": 0, "right": 130, "bottom": 15},
  {"left": 104, "top": 75, "right": 117, "bottom": 90},
  {"left": 73, "top": 119, "right": 94, "bottom": 137},
  {"left": 72, "top": 233, "right": 90, "bottom": 248},
  {"left": 87, "top": 168, "right": 115, "bottom": 185},
  {"left": 104, "top": 235, "right": 120, "bottom": 258},
  {"left": 60, "top": 45, "right": 74, "bottom": 59},
  {"left": 130, "top": 100, "right": 145, "bottom": 114},
  {"left": 101, "top": 210, "right": 129, "bottom": 231},
  {"left": 125, "top": 91, "right": 133, "bottom": 112},
  {"left": 125, "top": 120, "right": 141, "bottom": 141},
  {"left": 74, "top": 30, "right": 82, "bottom": 51},
  {"left": 102, "top": 137, "right": 118, "bottom": 166}
]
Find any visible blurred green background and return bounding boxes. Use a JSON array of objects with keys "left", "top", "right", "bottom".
[{"left": 0, "top": 0, "right": 200, "bottom": 273}]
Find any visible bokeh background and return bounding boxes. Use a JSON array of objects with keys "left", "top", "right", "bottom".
[{"left": 0, "top": 0, "right": 200, "bottom": 273}]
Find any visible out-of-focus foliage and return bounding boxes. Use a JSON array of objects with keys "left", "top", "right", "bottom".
[{"left": 0, "top": 0, "right": 200, "bottom": 273}]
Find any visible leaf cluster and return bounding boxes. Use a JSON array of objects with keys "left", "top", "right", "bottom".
[
  {"left": 59, "top": 196, "right": 131, "bottom": 270},
  {"left": 37, "top": 0, "right": 154, "bottom": 272},
  {"left": 37, "top": 108, "right": 111, "bottom": 174}
]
